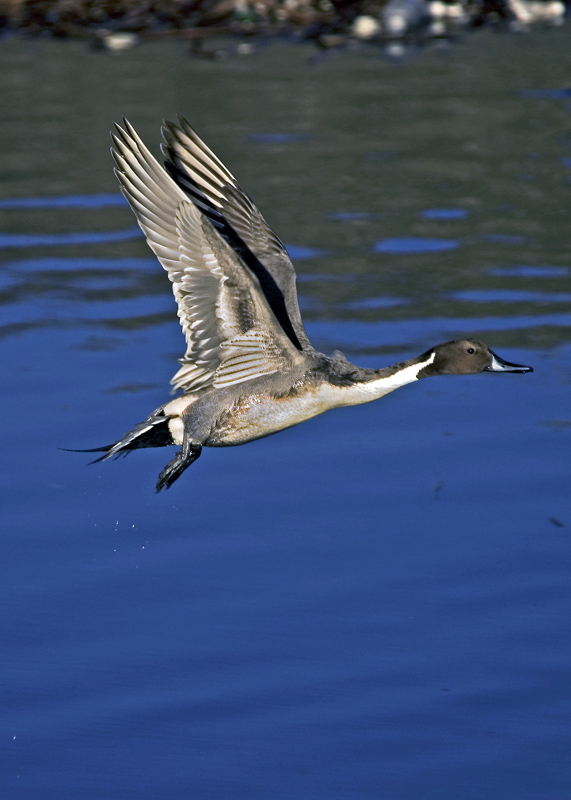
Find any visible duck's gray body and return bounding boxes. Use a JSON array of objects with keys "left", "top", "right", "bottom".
[
  {"left": 139, "top": 350, "right": 435, "bottom": 449},
  {"left": 85, "top": 117, "right": 532, "bottom": 491}
]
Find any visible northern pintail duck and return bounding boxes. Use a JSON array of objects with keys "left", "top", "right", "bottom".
[{"left": 84, "top": 117, "right": 532, "bottom": 491}]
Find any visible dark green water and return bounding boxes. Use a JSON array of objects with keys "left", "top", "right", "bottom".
[{"left": 1, "top": 31, "right": 570, "bottom": 800}]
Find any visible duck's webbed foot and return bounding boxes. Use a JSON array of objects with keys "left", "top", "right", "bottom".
[{"left": 156, "top": 440, "right": 202, "bottom": 492}]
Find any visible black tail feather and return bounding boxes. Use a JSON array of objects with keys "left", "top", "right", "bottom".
[
  {"left": 63, "top": 406, "right": 176, "bottom": 466},
  {"left": 60, "top": 446, "right": 112, "bottom": 453},
  {"left": 59, "top": 445, "right": 134, "bottom": 464},
  {"left": 63, "top": 406, "right": 204, "bottom": 489}
]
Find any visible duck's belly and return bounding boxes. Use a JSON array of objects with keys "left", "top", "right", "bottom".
[{"left": 205, "top": 385, "right": 353, "bottom": 447}]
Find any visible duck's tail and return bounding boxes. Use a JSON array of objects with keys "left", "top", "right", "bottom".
[{"left": 63, "top": 407, "right": 174, "bottom": 464}]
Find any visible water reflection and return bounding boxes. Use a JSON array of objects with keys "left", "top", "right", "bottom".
[
  {"left": 373, "top": 237, "right": 460, "bottom": 253},
  {"left": 0, "top": 193, "right": 125, "bottom": 209},
  {"left": 3, "top": 256, "right": 155, "bottom": 273},
  {"left": 481, "top": 234, "right": 528, "bottom": 245},
  {"left": 311, "top": 314, "right": 571, "bottom": 352},
  {"left": 520, "top": 88, "right": 571, "bottom": 99},
  {"left": 249, "top": 133, "right": 310, "bottom": 144},
  {"left": 341, "top": 296, "right": 409, "bottom": 310},
  {"left": 453, "top": 289, "right": 571, "bottom": 303},
  {"left": 1, "top": 191, "right": 570, "bottom": 353},
  {"left": 0, "top": 227, "right": 140, "bottom": 247},
  {"left": 285, "top": 244, "right": 328, "bottom": 259},
  {"left": 421, "top": 208, "right": 469, "bottom": 220},
  {"left": 329, "top": 212, "right": 376, "bottom": 221},
  {"left": 0, "top": 255, "right": 170, "bottom": 337},
  {"left": 490, "top": 266, "right": 569, "bottom": 278}
]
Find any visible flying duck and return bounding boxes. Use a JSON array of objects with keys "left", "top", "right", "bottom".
[{"left": 82, "top": 117, "right": 532, "bottom": 491}]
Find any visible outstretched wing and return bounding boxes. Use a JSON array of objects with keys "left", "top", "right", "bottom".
[
  {"left": 111, "top": 121, "right": 304, "bottom": 393},
  {"left": 160, "top": 115, "right": 314, "bottom": 353}
]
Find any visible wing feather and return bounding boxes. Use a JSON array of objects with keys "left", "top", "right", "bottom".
[
  {"left": 111, "top": 120, "right": 304, "bottom": 394},
  {"left": 160, "top": 115, "right": 314, "bottom": 353},
  {"left": 214, "top": 330, "right": 290, "bottom": 388}
]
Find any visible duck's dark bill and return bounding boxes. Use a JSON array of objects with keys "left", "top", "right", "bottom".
[{"left": 486, "top": 352, "right": 533, "bottom": 373}]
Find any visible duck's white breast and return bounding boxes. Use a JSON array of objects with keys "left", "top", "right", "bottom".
[{"left": 206, "top": 371, "right": 421, "bottom": 446}]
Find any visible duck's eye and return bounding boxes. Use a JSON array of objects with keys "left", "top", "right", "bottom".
[{"left": 467, "top": 347, "right": 475, "bottom": 354}]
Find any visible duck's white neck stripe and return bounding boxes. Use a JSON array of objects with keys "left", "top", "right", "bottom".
[
  {"left": 377, "top": 350, "right": 436, "bottom": 391},
  {"left": 343, "top": 351, "right": 436, "bottom": 405},
  {"left": 328, "top": 352, "right": 436, "bottom": 410}
]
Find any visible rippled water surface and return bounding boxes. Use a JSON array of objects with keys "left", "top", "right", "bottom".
[{"left": 1, "top": 31, "right": 571, "bottom": 800}]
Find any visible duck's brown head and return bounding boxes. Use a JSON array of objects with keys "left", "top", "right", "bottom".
[{"left": 418, "top": 339, "right": 533, "bottom": 377}]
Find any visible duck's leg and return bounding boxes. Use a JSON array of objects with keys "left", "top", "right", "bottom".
[{"left": 156, "top": 437, "right": 202, "bottom": 492}]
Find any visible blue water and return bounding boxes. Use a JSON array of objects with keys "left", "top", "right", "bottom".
[
  {"left": 421, "top": 208, "right": 469, "bottom": 220},
  {"left": 1, "top": 32, "right": 571, "bottom": 800},
  {"left": 0, "top": 227, "right": 141, "bottom": 248},
  {"left": 452, "top": 290, "right": 571, "bottom": 303},
  {"left": 330, "top": 212, "right": 376, "bottom": 221},
  {"left": 342, "top": 296, "right": 409, "bottom": 310},
  {"left": 373, "top": 237, "right": 460, "bottom": 253},
  {"left": 481, "top": 234, "right": 528, "bottom": 245},
  {"left": 249, "top": 133, "right": 310, "bottom": 143},
  {"left": 2, "top": 192, "right": 569, "bottom": 799},
  {"left": 0, "top": 193, "right": 126, "bottom": 209},
  {"left": 519, "top": 88, "right": 571, "bottom": 99},
  {"left": 285, "top": 244, "right": 329, "bottom": 260},
  {"left": 490, "top": 266, "right": 570, "bottom": 278}
]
